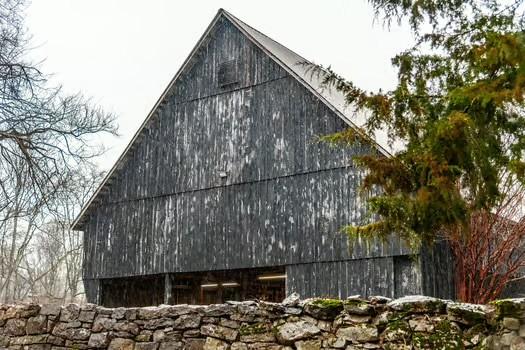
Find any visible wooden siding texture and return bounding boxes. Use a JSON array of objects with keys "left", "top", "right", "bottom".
[{"left": 82, "top": 16, "right": 422, "bottom": 297}]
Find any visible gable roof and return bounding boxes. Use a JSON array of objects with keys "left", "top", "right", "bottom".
[{"left": 72, "top": 9, "right": 392, "bottom": 231}]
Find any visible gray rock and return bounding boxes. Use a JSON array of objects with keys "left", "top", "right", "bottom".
[
  {"left": 275, "top": 321, "right": 320, "bottom": 344},
  {"left": 202, "top": 317, "right": 219, "bottom": 324},
  {"left": 5, "top": 318, "right": 27, "bottom": 336},
  {"left": 343, "top": 300, "right": 374, "bottom": 316},
  {"left": 304, "top": 300, "right": 343, "bottom": 320},
  {"left": 173, "top": 314, "right": 201, "bottom": 329},
  {"left": 388, "top": 296, "right": 445, "bottom": 314},
  {"left": 92, "top": 316, "right": 117, "bottom": 332},
  {"left": 78, "top": 310, "right": 96, "bottom": 323},
  {"left": 282, "top": 293, "right": 301, "bottom": 307},
  {"left": 336, "top": 325, "right": 378, "bottom": 343},
  {"left": 201, "top": 324, "right": 239, "bottom": 341},
  {"left": 447, "top": 302, "right": 487, "bottom": 325},
  {"left": 108, "top": 338, "right": 135, "bottom": 350},
  {"left": 135, "top": 330, "right": 153, "bottom": 342},
  {"left": 203, "top": 304, "right": 234, "bottom": 317},
  {"left": 159, "top": 341, "right": 183, "bottom": 350},
  {"left": 40, "top": 304, "right": 61, "bottom": 316},
  {"left": 9, "top": 334, "right": 48, "bottom": 345},
  {"left": 152, "top": 329, "right": 166, "bottom": 343},
  {"left": 295, "top": 339, "right": 321, "bottom": 350},
  {"left": 26, "top": 315, "right": 47, "bottom": 335},
  {"left": 333, "top": 313, "right": 371, "bottom": 328},
  {"left": 322, "top": 335, "right": 346, "bottom": 348},
  {"left": 142, "top": 317, "right": 174, "bottom": 330},
  {"left": 219, "top": 318, "right": 240, "bottom": 329},
  {"left": 162, "top": 305, "right": 201, "bottom": 317},
  {"left": 59, "top": 304, "right": 80, "bottom": 322},
  {"left": 284, "top": 307, "right": 302, "bottom": 315},
  {"left": 183, "top": 329, "right": 202, "bottom": 337},
  {"left": 135, "top": 342, "right": 159, "bottom": 350},
  {"left": 241, "top": 332, "right": 276, "bottom": 343},
  {"left": 54, "top": 326, "right": 91, "bottom": 341},
  {"left": 408, "top": 317, "right": 434, "bottom": 332},
  {"left": 503, "top": 317, "right": 521, "bottom": 331},
  {"left": 114, "top": 321, "right": 140, "bottom": 335},
  {"left": 112, "top": 307, "right": 127, "bottom": 320},
  {"left": 203, "top": 337, "right": 230, "bottom": 350},
  {"left": 15, "top": 304, "right": 40, "bottom": 318},
  {"left": 88, "top": 332, "right": 110, "bottom": 348},
  {"left": 246, "top": 343, "right": 284, "bottom": 350},
  {"left": 231, "top": 342, "right": 248, "bottom": 350},
  {"left": 184, "top": 338, "right": 206, "bottom": 350},
  {"left": 138, "top": 306, "right": 162, "bottom": 320}
]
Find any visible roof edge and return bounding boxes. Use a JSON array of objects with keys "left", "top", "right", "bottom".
[{"left": 72, "top": 9, "right": 229, "bottom": 230}]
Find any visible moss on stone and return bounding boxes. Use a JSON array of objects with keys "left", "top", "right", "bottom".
[
  {"left": 239, "top": 322, "right": 270, "bottom": 336},
  {"left": 412, "top": 320, "right": 464, "bottom": 350},
  {"left": 311, "top": 298, "right": 344, "bottom": 309},
  {"left": 343, "top": 299, "right": 368, "bottom": 308},
  {"left": 305, "top": 298, "right": 345, "bottom": 320},
  {"left": 491, "top": 299, "right": 522, "bottom": 319},
  {"left": 448, "top": 304, "right": 486, "bottom": 326}
]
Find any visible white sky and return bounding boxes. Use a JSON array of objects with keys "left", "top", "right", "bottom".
[{"left": 25, "top": 0, "right": 413, "bottom": 171}]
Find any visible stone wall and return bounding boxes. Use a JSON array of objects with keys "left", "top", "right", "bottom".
[{"left": 0, "top": 295, "right": 524, "bottom": 350}]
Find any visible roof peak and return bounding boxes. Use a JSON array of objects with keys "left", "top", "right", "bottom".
[{"left": 72, "top": 9, "right": 392, "bottom": 230}]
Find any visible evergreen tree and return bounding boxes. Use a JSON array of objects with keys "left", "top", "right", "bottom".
[{"left": 322, "top": 1, "right": 525, "bottom": 248}]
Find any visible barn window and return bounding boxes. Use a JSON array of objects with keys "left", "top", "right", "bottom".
[{"left": 218, "top": 59, "right": 239, "bottom": 87}]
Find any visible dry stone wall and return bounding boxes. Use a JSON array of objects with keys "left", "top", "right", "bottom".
[{"left": 0, "top": 295, "right": 524, "bottom": 350}]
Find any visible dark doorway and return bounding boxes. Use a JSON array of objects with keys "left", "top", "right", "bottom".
[
  {"left": 100, "top": 274, "right": 165, "bottom": 307},
  {"left": 99, "top": 267, "right": 286, "bottom": 307}
]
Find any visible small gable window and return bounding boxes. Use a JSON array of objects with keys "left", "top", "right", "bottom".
[{"left": 218, "top": 59, "right": 239, "bottom": 87}]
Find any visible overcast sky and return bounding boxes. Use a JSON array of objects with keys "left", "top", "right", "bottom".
[{"left": 25, "top": 0, "right": 413, "bottom": 171}]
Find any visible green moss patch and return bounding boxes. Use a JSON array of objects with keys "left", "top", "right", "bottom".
[
  {"left": 239, "top": 322, "right": 271, "bottom": 336},
  {"left": 491, "top": 299, "right": 523, "bottom": 319},
  {"left": 412, "top": 320, "right": 464, "bottom": 350},
  {"left": 304, "top": 298, "right": 344, "bottom": 320}
]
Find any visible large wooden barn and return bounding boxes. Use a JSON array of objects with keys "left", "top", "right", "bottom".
[{"left": 73, "top": 9, "right": 455, "bottom": 307}]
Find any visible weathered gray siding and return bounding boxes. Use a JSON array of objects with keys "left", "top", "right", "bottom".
[
  {"left": 420, "top": 241, "right": 455, "bottom": 299},
  {"left": 82, "top": 15, "right": 437, "bottom": 301},
  {"left": 286, "top": 258, "right": 395, "bottom": 298}
]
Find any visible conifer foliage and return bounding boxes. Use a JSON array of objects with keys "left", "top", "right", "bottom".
[{"left": 322, "top": 1, "right": 525, "bottom": 249}]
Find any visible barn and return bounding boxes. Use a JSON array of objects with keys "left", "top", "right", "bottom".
[{"left": 72, "top": 9, "right": 455, "bottom": 307}]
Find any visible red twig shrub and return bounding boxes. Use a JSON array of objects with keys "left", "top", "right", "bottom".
[{"left": 443, "top": 185, "right": 525, "bottom": 304}]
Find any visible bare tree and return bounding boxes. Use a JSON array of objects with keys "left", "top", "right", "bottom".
[
  {"left": 0, "top": 0, "right": 117, "bottom": 213},
  {"left": 0, "top": 0, "right": 117, "bottom": 302}
]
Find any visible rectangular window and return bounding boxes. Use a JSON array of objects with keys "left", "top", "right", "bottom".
[{"left": 218, "top": 59, "right": 238, "bottom": 87}]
